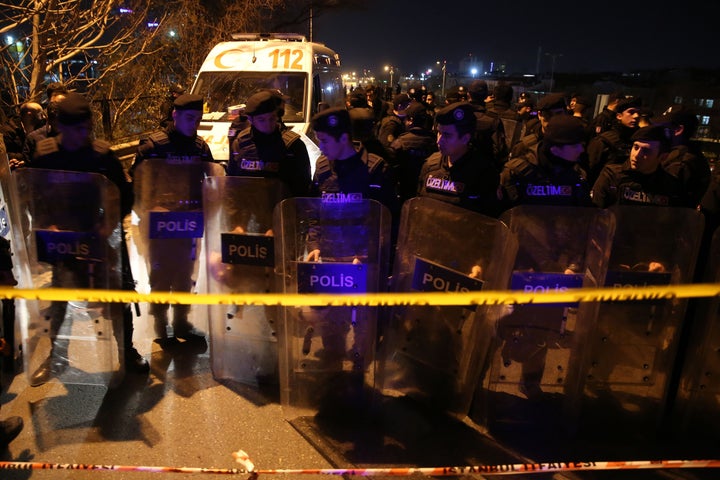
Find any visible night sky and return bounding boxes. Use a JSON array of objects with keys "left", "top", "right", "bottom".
[{"left": 311, "top": 0, "right": 720, "bottom": 77}]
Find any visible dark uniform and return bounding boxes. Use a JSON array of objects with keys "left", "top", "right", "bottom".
[
  {"left": 227, "top": 90, "right": 311, "bottom": 197},
  {"left": 501, "top": 115, "right": 592, "bottom": 208},
  {"left": 377, "top": 93, "right": 410, "bottom": 149},
  {"left": 653, "top": 104, "right": 711, "bottom": 208},
  {"left": 132, "top": 128, "right": 213, "bottom": 176},
  {"left": 227, "top": 91, "right": 310, "bottom": 197},
  {"left": 585, "top": 97, "right": 641, "bottom": 185},
  {"left": 468, "top": 81, "right": 508, "bottom": 169},
  {"left": 417, "top": 102, "right": 502, "bottom": 218},
  {"left": 388, "top": 101, "right": 437, "bottom": 204},
  {"left": 591, "top": 126, "right": 690, "bottom": 209},
  {"left": 30, "top": 92, "right": 147, "bottom": 383},
  {"left": 131, "top": 94, "right": 215, "bottom": 342}
]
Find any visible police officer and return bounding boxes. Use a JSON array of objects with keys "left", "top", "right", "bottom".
[
  {"left": 31, "top": 92, "right": 149, "bottom": 384},
  {"left": 310, "top": 107, "right": 397, "bottom": 217},
  {"left": 500, "top": 115, "right": 592, "bottom": 208},
  {"left": 133, "top": 93, "right": 214, "bottom": 174},
  {"left": 591, "top": 125, "right": 691, "bottom": 208},
  {"left": 510, "top": 93, "right": 568, "bottom": 159},
  {"left": 417, "top": 102, "right": 502, "bottom": 217},
  {"left": 227, "top": 90, "right": 311, "bottom": 197},
  {"left": 586, "top": 96, "right": 642, "bottom": 186},
  {"left": 131, "top": 93, "right": 214, "bottom": 344},
  {"left": 588, "top": 90, "right": 625, "bottom": 139},
  {"left": 468, "top": 80, "right": 508, "bottom": 169},
  {"left": 388, "top": 100, "right": 437, "bottom": 205},
  {"left": 653, "top": 104, "right": 711, "bottom": 208},
  {"left": 377, "top": 93, "right": 411, "bottom": 149}
]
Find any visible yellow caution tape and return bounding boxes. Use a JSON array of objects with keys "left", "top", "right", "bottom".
[{"left": 0, "top": 283, "right": 717, "bottom": 307}]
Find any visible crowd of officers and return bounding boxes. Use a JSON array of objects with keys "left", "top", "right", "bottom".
[{"left": 1, "top": 78, "right": 720, "bottom": 445}]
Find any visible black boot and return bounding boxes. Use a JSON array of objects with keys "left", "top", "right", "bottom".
[
  {"left": 124, "top": 346, "right": 149, "bottom": 374},
  {"left": 30, "top": 339, "right": 69, "bottom": 387}
]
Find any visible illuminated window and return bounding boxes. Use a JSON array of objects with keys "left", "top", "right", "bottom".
[{"left": 701, "top": 115, "right": 710, "bottom": 125}]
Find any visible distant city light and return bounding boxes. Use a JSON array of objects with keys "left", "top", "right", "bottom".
[
  {"left": 147, "top": 22, "right": 159, "bottom": 28},
  {"left": 6, "top": 36, "right": 13, "bottom": 45},
  {"left": 119, "top": 8, "right": 133, "bottom": 14},
  {"left": 168, "top": 30, "right": 176, "bottom": 37}
]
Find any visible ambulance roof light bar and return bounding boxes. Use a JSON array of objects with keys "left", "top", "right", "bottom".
[{"left": 229, "top": 33, "right": 307, "bottom": 42}]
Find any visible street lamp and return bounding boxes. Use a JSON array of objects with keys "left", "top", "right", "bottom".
[
  {"left": 545, "top": 52, "right": 562, "bottom": 92},
  {"left": 384, "top": 65, "right": 395, "bottom": 89},
  {"left": 436, "top": 60, "right": 447, "bottom": 99}
]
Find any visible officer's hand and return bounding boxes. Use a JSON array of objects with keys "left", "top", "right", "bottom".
[
  {"left": 230, "top": 225, "right": 245, "bottom": 234},
  {"left": 352, "top": 257, "right": 361, "bottom": 265},
  {"left": 8, "top": 158, "right": 24, "bottom": 170},
  {"left": 648, "top": 261, "right": 666, "bottom": 273},
  {"left": 264, "top": 229, "right": 273, "bottom": 236},
  {"left": 469, "top": 265, "right": 483, "bottom": 279},
  {"left": 305, "top": 249, "right": 321, "bottom": 262}
]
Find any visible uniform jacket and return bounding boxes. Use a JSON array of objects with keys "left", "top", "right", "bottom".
[{"left": 228, "top": 125, "right": 311, "bottom": 196}]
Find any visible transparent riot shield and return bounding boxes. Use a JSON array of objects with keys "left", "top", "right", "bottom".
[
  {"left": 671, "top": 226, "right": 720, "bottom": 440},
  {"left": 204, "top": 176, "right": 288, "bottom": 385},
  {"left": 274, "top": 197, "right": 391, "bottom": 420},
  {"left": 13, "top": 168, "right": 123, "bottom": 387},
  {"left": 582, "top": 206, "right": 703, "bottom": 435},
  {"left": 0, "top": 155, "right": 33, "bottom": 369},
  {"left": 129, "top": 158, "right": 224, "bottom": 347},
  {"left": 477, "top": 205, "right": 615, "bottom": 434},
  {"left": 377, "top": 197, "right": 517, "bottom": 418}
]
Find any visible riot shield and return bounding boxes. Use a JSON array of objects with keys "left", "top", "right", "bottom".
[
  {"left": 582, "top": 206, "right": 703, "bottom": 435},
  {"left": 13, "top": 168, "right": 123, "bottom": 387},
  {"left": 377, "top": 197, "right": 517, "bottom": 418},
  {"left": 204, "top": 176, "right": 288, "bottom": 385},
  {"left": 274, "top": 197, "right": 391, "bottom": 420},
  {"left": 671, "top": 226, "right": 720, "bottom": 440},
  {"left": 477, "top": 205, "right": 615, "bottom": 434},
  {"left": 129, "top": 158, "right": 224, "bottom": 346},
  {"left": 0, "top": 154, "right": 33, "bottom": 369}
]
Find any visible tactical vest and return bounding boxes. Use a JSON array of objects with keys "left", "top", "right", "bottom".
[{"left": 230, "top": 128, "right": 300, "bottom": 173}]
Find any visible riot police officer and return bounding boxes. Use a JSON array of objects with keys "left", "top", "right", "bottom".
[
  {"left": 227, "top": 90, "right": 311, "bottom": 197},
  {"left": 500, "top": 115, "right": 592, "bottom": 208},
  {"left": 591, "top": 125, "right": 691, "bottom": 208},
  {"left": 389, "top": 100, "right": 437, "bottom": 205},
  {"left": 417, "top": 102, "right": 502, "bottom": 218},
  {"left": 30, "top": 92, "right": 149, "bottom": 384},
  {"left": 586, "top": 96, "right": 642, "bottom": 186},
  {"left": 131, "top": 94, "right": 216, "bottom": 344}
]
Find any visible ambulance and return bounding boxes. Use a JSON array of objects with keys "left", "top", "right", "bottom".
[{"left": 190, "top": 33, "right": 344, "bottom": 170}]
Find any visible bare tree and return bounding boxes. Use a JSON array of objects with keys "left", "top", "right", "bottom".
[
  {"left": 0, "top": 0, "right": 166, "bottom": 107},
  {"left": 0, "top": 0, "right": 364, "bottom": 138}
]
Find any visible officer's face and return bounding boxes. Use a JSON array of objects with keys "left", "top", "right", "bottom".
[
  {"left": 57, "top": 120, "right": 92, "bottom": 152},
  {"left": 173, "top": 109, "right": 202, "bottom": 137},
  {"left": 437, "top": 124, "right": 470, "bottom": 158},
  {"left": 316, "top": 131, "right": 345, "bottom": 161},
  {"left": 249, "top": 111, "right": 278, "bottom": 135},
  {"left": 630, "top": 140, "right": 662, "bottom": 174},
  {"left": 617, "top": 108, "right": 640, "bottom": 128}
]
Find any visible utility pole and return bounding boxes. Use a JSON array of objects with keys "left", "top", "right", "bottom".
[{"left": 545, "top": 52, "right": 562, "bottom": 92}]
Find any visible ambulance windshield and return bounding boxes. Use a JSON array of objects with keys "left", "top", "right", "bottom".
[{"left": 192, "top": 71, "right": 307, "bottom": 123}]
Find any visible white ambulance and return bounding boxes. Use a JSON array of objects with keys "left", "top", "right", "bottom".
[{"left": 190, "top": 33, "right": 344, "bottom": 170}]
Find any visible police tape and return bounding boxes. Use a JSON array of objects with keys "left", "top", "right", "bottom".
[
  {"left": 1, "top": 458, "right": 719, "bottom": 476},
  {"left": 0, "top": 283, "right": 718, "bottom": 307}
]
